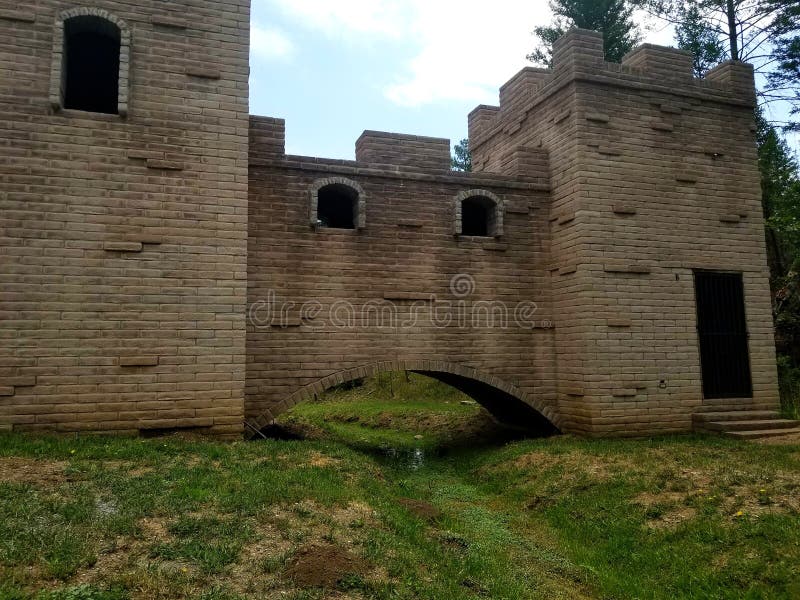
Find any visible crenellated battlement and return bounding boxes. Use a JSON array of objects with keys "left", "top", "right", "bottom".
[
  {"left": 355, "top": 130, "right": 451, "bottom": 171},
  {"left": 469, "top": 29, "right": 757, "bottom": 156},
  {"left": 250, "top": 116, "right": 286, "bottom": 161}
]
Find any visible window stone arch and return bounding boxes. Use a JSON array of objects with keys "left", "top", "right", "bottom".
[
  {"left": 49, "top": 7, "right": 131, "bottom": 116},
  {"left": 309, "top": 177, "right": 367, "bottom": 230},
  {"left": 454, "top": 189, "right": 504, "bottom": 238}
]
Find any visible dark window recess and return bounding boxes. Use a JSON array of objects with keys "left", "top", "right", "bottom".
[
  {"left": 694, "top": 271, "right": 753, "bottom": 399},
  {"left": 317, "top": 184, "right": 358, "bottom": 230},
  {"left": 64, "top": 16, "right": 121, "bottom": 114},
  {"left": 461, "top": 196, "right": 495, "bottom": 237}
]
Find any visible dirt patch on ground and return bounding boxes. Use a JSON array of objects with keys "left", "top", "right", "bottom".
[
  {"left": 225, "top": 519, "right": 293, "bottom": 596},
  {"left": 73, "top": 537, "right": 135, "bottom": 586},
  {"left": 99, "top": 460, "right": 155, "bottom": 477},
  {"left": 635, "top": 491, "right": 687, "bottom": 506},
  {"left": 634, "top": 491, "right": 698, "bottom": 529},
  {"left": 756, "top": 432, "right": 800, "bottom": 445},
  {"left": 398, "top": 498, "right": 441, "bottom": 521},
  {"left": 504, "top": 451, "right": 563, "bottom": 472},
  {"left": 73, "top": 517, "right": 175, "bottom": 589},
  {"left": 501, "top": 450, "right": 634, "bottom": 482},
  {"left": 330, "top": 501, "right": 377, "bottom": 529},
  {"left": 307, "top": 451, "right": 340, "bottom": 468},
  {"left": 284, "top": 543, "right": 369, "bottom": 588},
  {"left": 138, "top": 517, "right": 172, "bottom": 542},
  {"left": 633, "top": 472, "right": 800, "bottom": 524},
  {"left": 0, "top": 457, "right": 69, "bottom": 487}
]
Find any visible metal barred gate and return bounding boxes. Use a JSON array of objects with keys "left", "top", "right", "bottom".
[{"left": 694, "top": 271, "right": 753, "bottom": 399}]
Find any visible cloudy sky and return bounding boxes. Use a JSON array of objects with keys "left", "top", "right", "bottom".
[{"left": 249, "top": 1, "right": 675, "bottom": 159}]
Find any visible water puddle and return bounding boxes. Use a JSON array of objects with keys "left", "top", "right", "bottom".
[
  {"left": 95, "top": 497, "right": 118, "bottom": 516},
  {"left": 377, "top": 446, "right": 429, "bottom": 471}
]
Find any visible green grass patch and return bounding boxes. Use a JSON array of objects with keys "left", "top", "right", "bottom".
[{"left": 1, "top": 373, "right": 799, "bottom": 599}]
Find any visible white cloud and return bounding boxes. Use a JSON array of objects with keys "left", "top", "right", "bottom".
[
  {"left": 385, "top": 0, "right": 552, "bottom": 107},
  {"left": 250, "top": 23, "right": 295, "bottom": 60},
  {"left": 637, "top": 10, "right": 676, "bottom": 47},
  {"left": 267, "top": 0, "right": 409, "bottom": 39},
  {"left": 260, "top": 0, "right": 682, "bottom": 108}
]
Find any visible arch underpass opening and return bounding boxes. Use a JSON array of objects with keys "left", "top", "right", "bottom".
[
  {"left": 249, "top": 362, "right": 560, "bottom": 443},
  {"left": 412, "top": 371, "right": 558, "bottom": 435}
]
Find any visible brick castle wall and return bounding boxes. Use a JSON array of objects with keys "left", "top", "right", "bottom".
[
  {"left": 0, "top": 1, "right": 250, "bottom": 435},
  {"left": 0, "top": 9, "right": 779, "bottom": 438},
  {"left": 246, "top": 123, "right": 560, "bottom": 429}
]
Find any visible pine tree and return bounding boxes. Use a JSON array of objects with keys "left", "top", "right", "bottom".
[
  {"left": 756, "top": 111, "right": 800, "bottom": 409},
  {"left": 675, "top": 3, "right": 727, "bottom": 76},
  {"left": 451, "top": 139, "right": 472, "bottom": 172},
  {"left": 528, "top": 0, "right": 641, "bottom": 65},
  {"left": 635, "top": 0, "right": 800, "bottom": 129},
  {"left": 766, "top": 0, "right": 800, "bottom": 131}
]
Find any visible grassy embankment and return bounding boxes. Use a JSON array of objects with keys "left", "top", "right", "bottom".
[{"left": 1, "top": 373, "right": 799, "bottom": 599}]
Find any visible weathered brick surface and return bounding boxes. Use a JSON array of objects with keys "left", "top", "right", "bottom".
[
  {"left": 469, "top": 29, "right": 779, "bottom": 436},
  {"left": 247, "top": 145, "right": 559, "bottom": 427},
  {"left": 1, "top": 13, "right": 779, "bottom": 438},
  {"left": 0, "top": 0, "right": 250, "bottom": 436}
]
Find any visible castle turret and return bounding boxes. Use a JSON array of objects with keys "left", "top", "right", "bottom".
[
  {"left": 470, "top": 29, "right": 778, "bottom": 435},
  {"left": 0, "top": 1, "right": 251, "bottom": 435}
]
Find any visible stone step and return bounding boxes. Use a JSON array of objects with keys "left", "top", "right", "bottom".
[
  {"left": 699, "top": 419, "right": 800, "bottom": 432},
  {"left": 693, "top": 410, "right": 780, "bottom": 424},
  {"left": 726, "top": 428, "right": 800, "bottom": 440}
]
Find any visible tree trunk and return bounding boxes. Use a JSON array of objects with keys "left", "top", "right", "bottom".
[{"left": 727, "top": 0, "right": 740, "bottom": 60}]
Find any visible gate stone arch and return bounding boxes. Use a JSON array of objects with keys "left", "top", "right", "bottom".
[{"left": 248, "top": 360, "right": 561, "bottom": 435}]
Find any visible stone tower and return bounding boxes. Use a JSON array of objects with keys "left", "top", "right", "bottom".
[
  {"left": 0, "top": 1, "right": 251, "bottom": 435},
  {"left": 469, "top": 30, "right": 780, "bottom": 435}
]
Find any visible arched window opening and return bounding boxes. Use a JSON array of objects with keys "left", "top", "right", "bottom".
[
  {"left": 461, "top": 196, "right": 499, "bottom": 237},
  {"left": 461, "top": 196, "right": 491, "bottom": 236},
  {"left": 317, "top": 184, "right": 359, "bottom": 230},
  {"left": 454, "top": 190, "right": 504, "bottom": 239},
  {"left": 63, "top": 16, "right": 121, "bottom": 114}
]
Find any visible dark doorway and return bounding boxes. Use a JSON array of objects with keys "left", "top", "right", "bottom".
[
  {"left": 64, "top": 16, "right": 121, "bottom": 114},
  {"left": 317, "top": 184, "right": 357, "bottom": 229},
  {"left": 694, "top": 271, "right": 753, "bottom": 399}
]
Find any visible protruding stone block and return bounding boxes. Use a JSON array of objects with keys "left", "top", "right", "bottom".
[
  {"left": 468, "top": 105, "right": 500, "bottom": 140},
  {"left": 104, "top": 241, "right": 143, "bottom": 252},
  {"left": 249, "top": 116, "right": 286, "bottom": 161},
  {"left": 552, "top": 28, "right": 604, "bottom": 71},
  {"left": 498, "top": 146, "right": 550, "bottom": 179},
  {"left": 0, "top": 9, "right": 36, "bottom": 22},
  {"left": 120, "top": 356, "right": 160, "bottom": 367},
  {"left": 146, "top": 159, "right": 184, "bottom": 171},
  {"left": 186, "top": 68, "right": 221, "bottom": 80},
  {"left": 356, "top": 131, "right": 450, "bottom": 172},
  {"left": 622, "top": 45, "right": 694, "bottom": 82},
  {"left": 706, "top": 61, "right": 757, "bottom": 105},
  {"left": 150, "top": 15, "right": 187, "bottom": 29},
  {"left": 499, "top": 67, "right": 552, "bottom": 108}
]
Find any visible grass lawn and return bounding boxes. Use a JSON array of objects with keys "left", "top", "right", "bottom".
[{"left": 1, "top": 373, "right": 800, "bottom": 599}]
